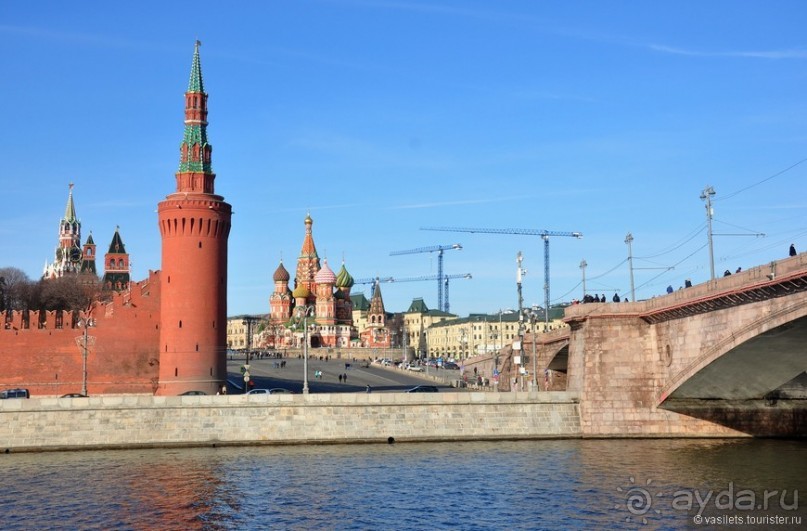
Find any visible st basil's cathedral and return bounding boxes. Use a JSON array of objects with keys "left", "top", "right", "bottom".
[{"left": 261, "top": 213, "right": 393, "bottom": 350}]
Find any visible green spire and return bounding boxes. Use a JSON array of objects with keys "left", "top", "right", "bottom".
[
  {"left": 188, "top": 40, "right": 204, "bottom": 93},
  {"left": 178, "top": 41, "right": 212, "bottom": 174},
  {"left": 64, "top": 183, "right": 77, "bottom": 222}
]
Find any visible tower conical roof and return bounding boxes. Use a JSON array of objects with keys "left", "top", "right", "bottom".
[
  {"left": 107, "top": 226, "right": 126, "bottom": 253},
  {"left": 369, "top": 281, "right": 386, "bottom": 315},
  {"left": 299, "top": 213, "right": 318, "bottom": 259},
  {"left": 178, "top": 41, "right": 212, "bottom": 175},
  {"left": 64, "top": 183, "right": 78, "bottom": 222},
  {"left": 188, "top": 40, "right": 205, "bottom": 93}
]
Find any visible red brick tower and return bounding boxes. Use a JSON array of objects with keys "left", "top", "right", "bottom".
[
  {"left": 102, "top": 227, "right": 130, "bottom": 291},
  {"left": 156, "top": 42, "right": 232, "bottom": 395}
]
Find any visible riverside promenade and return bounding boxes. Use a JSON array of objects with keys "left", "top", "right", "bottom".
[{"left": 0, "top": 391, "right": 581, "bottom": 453}]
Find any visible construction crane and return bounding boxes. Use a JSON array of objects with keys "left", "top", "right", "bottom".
[
  {"left": 354, "top": 273, "right": 472, "bottom": 311},
  {"left": 386, "top": 273, "right": 472, "bottom": 313},
  {"left": 353, "top": 277, "right": 392, "bottom": 296},
  {"left": 421, "top": 226, "right": 582, "bottom": 326},
  {"left": 389, "top": 244, "right": 462, "bottom": 312}
]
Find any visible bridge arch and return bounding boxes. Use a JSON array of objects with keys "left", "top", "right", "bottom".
[{"left": 657, "top": 297, "right": 807, "bottom": 407}]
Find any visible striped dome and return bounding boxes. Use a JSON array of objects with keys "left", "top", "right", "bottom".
[
  {"left": 335, "top": 262, "right": 354, "bottom": 288},
  {"left": 314, "top": 259, "right": 336, "bottom": 284}
]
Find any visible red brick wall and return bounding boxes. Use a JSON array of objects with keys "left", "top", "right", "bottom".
[{"left": 0, "top": 272, "right": 162, "bottom": 397}]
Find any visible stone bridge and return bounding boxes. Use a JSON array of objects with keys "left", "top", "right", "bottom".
[{"left": 496, "top": 253, "right": 807, "bottom": 437}]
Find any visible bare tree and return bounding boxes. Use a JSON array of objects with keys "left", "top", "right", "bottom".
[
  {"left": 0, "top": 267, "right": 32, "bottom": 311},
  {"left": 38, "top": 275, "right": 102, "bottom": 312}
]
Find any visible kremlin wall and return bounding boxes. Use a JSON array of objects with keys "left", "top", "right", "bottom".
[{"left": 0, "top": 274, "right": 161, "bottom": 396}]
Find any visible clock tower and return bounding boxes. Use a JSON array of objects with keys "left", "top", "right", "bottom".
[{"left": 43, "top": 183, "right": 84, "bottom": 279}]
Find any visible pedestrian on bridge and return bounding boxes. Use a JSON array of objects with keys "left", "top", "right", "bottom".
[
  {"left": 791, "top": 243, "right": 797, "bottom": 257},
  {"left": 338, "top": 374, "right": 343, "bottom": 383}
]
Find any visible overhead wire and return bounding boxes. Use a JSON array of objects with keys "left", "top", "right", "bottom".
[
  {"left": 635, "top": 223, "right": 706, "bottom": 260},
  {"left": 715, "top": 156, "right": 807, "bottom": 202},
  {"left": 633, "top": 243, "right": 708, "bottom": 293},
  {"left": 586, "top": 258, "right": 628, "bottom": 281}
]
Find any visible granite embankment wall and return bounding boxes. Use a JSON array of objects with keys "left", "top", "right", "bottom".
[{"left": 0, "top": 392, "right": 580, "bottom": 452}]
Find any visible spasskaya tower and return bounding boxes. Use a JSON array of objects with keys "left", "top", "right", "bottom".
[{"left": 157, "top": 41, "right": 232, "bottom": 395}]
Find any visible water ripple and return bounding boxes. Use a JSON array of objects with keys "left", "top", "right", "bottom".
[{"left": 0, "top": 439, "right": 804, "bottom": 529}]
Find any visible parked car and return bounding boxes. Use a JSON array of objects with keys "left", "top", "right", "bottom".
[
  {"left": 247, "top": 389, "right": 271, "bottom": 395},
  {"left": 406, "top": 364, "right": 424, "bottom": 372},
  {"left": 443, "top": 362, "right": 460, "bottom": 370},
  {"left": 60, "top": 393, "right": 87, "bottom": 398},
  {"left": 179, "top": 390, "right": 206, "bottom": 396},
  {"left": 268, "top": 388, "right": 294, "bottom": 394},
  {"left": 0, "top": 388, "right": 29, "bottom": 399},
  {"left": 406, "top": 385, "right": 439, "bottom": 393}
]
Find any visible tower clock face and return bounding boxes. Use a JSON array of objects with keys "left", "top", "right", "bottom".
[{"left": 70, "top": 247, "right": 82, "bottom": 261}]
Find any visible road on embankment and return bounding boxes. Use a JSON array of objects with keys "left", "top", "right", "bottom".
[{"left": 226, "top": 356, "right": 457, "bottom": 394}]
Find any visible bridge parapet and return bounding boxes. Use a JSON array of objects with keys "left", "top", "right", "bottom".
[{"left": 564, "top": 253, "right": 807, "bottom": 325}]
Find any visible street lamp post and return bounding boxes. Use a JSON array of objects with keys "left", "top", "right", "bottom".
[
  {"left": 525, "top": 308, "right": 538, "bottom": 391},
  {"left": 74, "top": 314, "right": 94, "bottom": 397},
  {"left": 81, "top": 320, "right": 89, "bottom": 396},
  {"left": 401, "top": 324, "right": 408, "bottom": 365},
  {"left": 460, "top": 328, "right": 467, "bottom": 361},
  {"left": 296, "top": 305, "right": 315, "bottom": 394}
]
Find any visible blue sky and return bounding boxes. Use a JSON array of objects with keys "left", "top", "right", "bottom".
[{"left": 2, "top": 1, "right": 806, "bottom": 317}]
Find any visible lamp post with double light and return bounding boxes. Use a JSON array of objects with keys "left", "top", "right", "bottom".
[
  {"left": 75, "top": 314, "right": 95, "bottom": 396},
  {"left": 524, "top": 307, "right": 540, "bottom": 391},
  {"left": 296, "top": 305, "right": 315, "bottom": 394}
]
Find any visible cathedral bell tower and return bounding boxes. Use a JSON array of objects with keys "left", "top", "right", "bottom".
[{"left": 156, "top": 42, "right": 232, "bottom": 395}]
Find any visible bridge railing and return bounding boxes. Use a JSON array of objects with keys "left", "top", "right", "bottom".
[{"left": 564, "top": 253, "right": 807, "bottom": 320}]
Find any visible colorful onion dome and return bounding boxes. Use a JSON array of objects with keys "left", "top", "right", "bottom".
[
  {"left": 314, "top": 259, "right": 336, "bottom": 285},
  {"left": 335, "top": 262, "right": 354, "bottom": 288},
  {"left": 273, "top": 261, "right": 290, "bottom": 282},
  {"left": 292, "top": 285, "right": 311, "bottom": 299}
]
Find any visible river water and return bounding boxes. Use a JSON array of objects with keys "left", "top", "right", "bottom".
[{"left": 0, "top": 439, "right": 804, "bottom": 530}]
